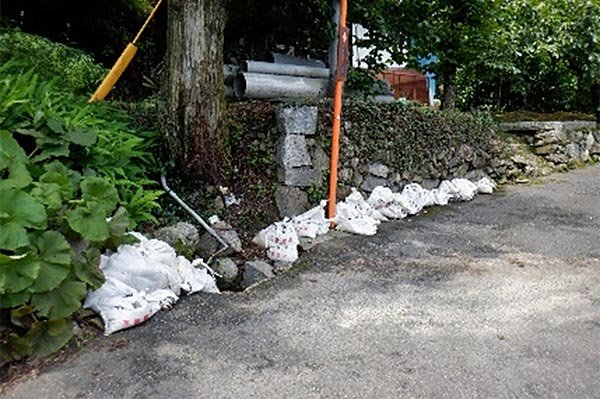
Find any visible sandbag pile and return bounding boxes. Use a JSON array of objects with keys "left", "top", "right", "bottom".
[
  {"left": 84, "top": 233, "right": 219, "bottom": 335},
  {"left": 254, "top": 177, "right": 496, "bottom": 261}
]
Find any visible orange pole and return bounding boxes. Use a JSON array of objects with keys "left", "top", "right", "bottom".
[{"left": 327, "top": 0, "right": 348, "bottom": 221}]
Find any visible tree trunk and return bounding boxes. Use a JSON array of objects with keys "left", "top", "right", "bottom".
[
  {"left": 161, "top": 0, "right": 229, "bottom": 183},
  {"left": 441, "top": 69, "right": 457, "bottom": 111}
]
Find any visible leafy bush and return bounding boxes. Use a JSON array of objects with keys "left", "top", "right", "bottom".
[
  {"left": 0, "top": 30, "right": 106, "bottom": 95},
  {"left": 0, "top": 62, "right": 161, "bottom": 360}
]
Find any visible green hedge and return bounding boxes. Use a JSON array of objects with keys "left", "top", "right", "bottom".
[
  {"left": 0, "top": 30, "right": 106, "bottom": 95},
  {"left": 319, "top": 99, "right": 499, "bottom": 176}
]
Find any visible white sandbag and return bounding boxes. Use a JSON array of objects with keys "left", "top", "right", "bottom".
[
  {"left": 423, "top": 187, "right": 452, "bottom": 207},
  {"left": 397, "top": 183, "right": 429, "bottom": 214},
  {"left": 439, "top": 178, "right": 479, "bottom": 201},
  {"left": 291, "top": 201, "right": 330, "bottom": 239},
  {"left": 334, "top": 201, "right": 379, "bottom": 236},
  {"left": 267, "top": 244, "right": 299, "bottom": 263},
  {"left": 345, "top": 189, "right": 387, "bottom": 222},
  {"left": 253, "top": 220, "right": 299, "bottom": 249},
  {"left": 84, "top": 233, "right": 219, "bottom": 335},
  {"left": 475, "top": 177, "right": 496, "bottom": 194},
  {"left": 367, "top": 186, "right": 405, "bottom": 219}
]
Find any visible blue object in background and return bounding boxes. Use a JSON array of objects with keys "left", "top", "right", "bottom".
[{"left": 418, "top": 55, "right": 438, "bottom": 105}]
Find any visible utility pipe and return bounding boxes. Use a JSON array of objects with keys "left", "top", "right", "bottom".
[
  {"left": 160, "top": 174, "right": 229, "bottom": 262},
  {"left": 243, "top": 60, "right": 330, "bottom": 79},
  {"left": 327, "top": 0, "right": 349, "bottom": 221},
  {"left": 234, "top": 72, "right": 328, "bottom": 99}
]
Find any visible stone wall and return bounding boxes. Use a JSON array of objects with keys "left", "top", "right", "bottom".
[
  {"left": 273, "top": 105, "right": 599, "bottom": 219},
  {"left": 499, "top": 121, "right": 600, "bottom": 166}
]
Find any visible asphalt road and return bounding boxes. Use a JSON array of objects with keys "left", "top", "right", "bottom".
[{"left": 4, "top": 165, "right": 600, "bottom": 399}]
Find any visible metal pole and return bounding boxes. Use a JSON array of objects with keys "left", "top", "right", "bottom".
[{"left": 327, "top": 0, "right": 349, "bottom": 221}]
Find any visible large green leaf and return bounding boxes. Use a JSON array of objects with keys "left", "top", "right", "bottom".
[
  {"left": 0, "top": 130, "right": 32, "bottom": 189},
  {"left": 66, "top": 202, "right": 111, "bottom": 241},
  {"left": 0, "top": 290, "right": 31, "bottom": 309},
  {"left": 73, "top": 247, "right": 104, "bottom": 290},
  {"left": 26, "top": 319, "right": 74, "bottom": 358},
  {"left": 31, "top": 182, "right": 62, "bottom": 211},
  {"left": 80, "top": 177, "right": 119, "bottom": 213},
  {"left": 0, "top": 188, "right": 47, "bottom": 250},
  {"left": 66, "top": 127, "right": 97, "bottom": 147},
  {"left": 0, "top": 253, "right": 41, "bottom": 294},
  {"left": 0, "top": 334, "right": 32, "bottom": 361},
  {"left": 30, "top": 231, "right": 72, "bottom": 293},
  {"left": 31, "top": 278, "right": 87, "bottom": 320}
]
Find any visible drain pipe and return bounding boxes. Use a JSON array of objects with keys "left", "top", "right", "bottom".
[{"left": 160, "top": 174, "right": 229, "bottom": 262}]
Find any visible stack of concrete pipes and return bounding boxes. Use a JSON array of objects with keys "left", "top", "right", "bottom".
[{"left": 225, "top": 58, "right": 330, "bottom": 100}]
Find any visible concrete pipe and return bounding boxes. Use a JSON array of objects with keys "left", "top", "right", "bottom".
[
  {"left": 234, "top": 72, "right": 328, "bottom": 99},
  {"left": 243, "top": 60, "right": 330, "bottom": 79}
]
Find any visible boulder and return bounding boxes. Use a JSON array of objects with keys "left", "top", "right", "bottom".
[
  {"left": 277, "top": 106, "right": 318, "bottom": 135},
  {"left": 242, "top": 261, "right": 275, "bottom": 289},
  {"left": 368, "top": 163, "right": 390, "bottom": 178},
  {"left": 153, "top": 222, "right": 199, "bottom": 249},
  {"left": 279, "top": 167, "right": 322, "bottom": 187},
  {"left": 278, "top": 134, "right": 312, "bottom": 168}
]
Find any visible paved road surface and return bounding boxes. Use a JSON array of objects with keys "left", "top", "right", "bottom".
[{"left": 4, "top": 165, "right": 600, "bottom": 399}]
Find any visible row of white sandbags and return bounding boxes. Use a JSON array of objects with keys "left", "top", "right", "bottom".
[
  {"left": 84, "top": 233, "right": 219, "bottom": 335},
  {"left": 253, "top": 177, "right": 496, "bottom": 262}
]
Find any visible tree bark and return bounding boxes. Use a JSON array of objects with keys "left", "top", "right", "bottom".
[
  {"left": 441, "top": 69, "right": 457, "bottom": 111},
  {"left": 161, "top": 0, "right": 229, "bottom": 183}
]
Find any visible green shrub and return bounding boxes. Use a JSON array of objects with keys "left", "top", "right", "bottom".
[
  {"left": 0, "top": 62, "right": 161, "bottom": 360},
  {"left": 0, "top": 30, "right": 106, "bottom": 95}
]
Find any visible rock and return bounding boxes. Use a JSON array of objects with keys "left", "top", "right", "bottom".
[
  {"left": 213, "top": 258, "right": 239, "bottom": 283},
  {"left": 464, "top": 169, "right": 490, "bottom": 182},
  {"left": 547, "top": 153, "right": 569, "bottom": 164},
  {"left": 361, "top": 175, "right": 388, "bottom": 192},
  {"left": 510, "top": 155, "right": 530, "bottom": 166},
  {"left": 585, "top": 133, "right": 595, "bottom": 149},
  {"left": 277, "top": 106, "right": 318, "bottom": 135},
  {"left": 421, "top": 179, "right": 440, "bottom": 190},
  {"left": 368, "top": 163, "right": 390, "bottom": 178},
  {"left": 272, "top": 261, "right": 294, "bottom": 274},
  {"left": 278, "top": 134, "right": 312, "bottom": 168},
  {"left": 338, "top": 168, "right": 353, "bottom": 183},
  {"left": 590, "top": 143, "right": 600, "bottom": 155},
  {"left": 311, "top": 146, "right": 330, "bottom": 171},
  {"left": 565, "top": 143, "right": 579, "bottom": 160},
  {"left": 534, "top": 144, "right": 558, "bottom": 155},
  {"left": 458, "top": 144, "right": 474, "bottom": 162},
  {"left": 352, "top": 173, "right": 365, "bottom": 188},
  {"left": 213, "top": 196, "right": 225, "bottom": 211},
  {"left": 242, "top": 261, "right": 275, "bottom": 289},
  {"left": 198, "top": 221, "right": 242, "bottom": 257},
  {"left": 275, "top": 186, "right": 309, "bottom": 218},
  {"left": 279, "top": 167, "right": 322, "bottom": 187},
  {"left": 454, "top": 163, "right": 470, "bottom": 178},
  {"left": 154, "top": 222, "right": 199, "bottom": 249}
]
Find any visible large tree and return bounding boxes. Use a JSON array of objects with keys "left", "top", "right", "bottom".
[{"left": 161, "top": 0, "right": 229, "bottom": 183}]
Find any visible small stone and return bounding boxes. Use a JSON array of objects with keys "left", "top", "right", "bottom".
[
  {"left": 361, "top": 175, "right": 388, "bottom": 192},
  {"left": 458, "top": 144, "right": 474, "bottom": 162},
  {"left": 464, "top": 169, "right": 489, "bottom": 182},
  {"left": 197, "top": 221, "right": 242, "bottom": 257},
  {"left": 278, "top": 134, "right": 312, "bottom": 168},
  {"left": 279, "top": 167, "right": 322, "bottom": 187},
  {"left": 213, "top": 196, "right": 225, "bottom": 211},
  {"left": 590, "top": 143, "right": 600, "bottom": 155},
  {"left": 272, "top": 261, "right": 294, "bottom": 273},
  {"left": 242, "top": 261, "right": 275, "bottom": 289},
  {"left": 275, "top": 186, "right": 309, "bottom": 218},
  {"left": 213, "top": 258, "right": 239, "bottom": 282},
  {"left": 338, "top": 168, "right": 353, "bottom": 182},
  {"left": 421, "top": 179, "right": 440, "bottom": 190},
  {"left": 368, "top": 163, "right": 390, "bottom": 178},
  {"left": 534, "top": 144, "right": 557, "bottom": 155},
  {"left": 312, "top": 146, "right": 330, "bottom": 171},
  {"left": 585, "top": 133, "right": 595, "bottom": 149},
  {"left": 277, "top": 106, "right": 318, "bottom": 135},
  {"left": 565, "top": 143, "right": 579, "bottom": 160},
  {"left": 154, "top": 222, "right": 199, "bottom": 249},
  {"left": 454, "top": 163, "right": 469, "bottom": 178}
]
